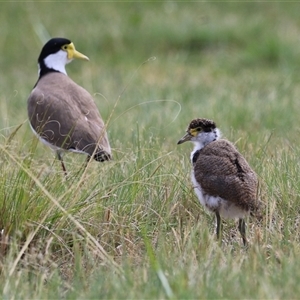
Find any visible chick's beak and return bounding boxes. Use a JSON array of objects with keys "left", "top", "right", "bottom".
[{"left": 177, "top": 132, "right": 192, "bottom": 145}]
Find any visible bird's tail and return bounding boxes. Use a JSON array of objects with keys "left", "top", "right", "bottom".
[{"left": 93, "top": 150, "right": 112, "bottom": 162}]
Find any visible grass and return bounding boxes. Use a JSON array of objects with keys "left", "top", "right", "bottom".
[{"left": 1, "top": 1, "right": 300, "bottom": 299}]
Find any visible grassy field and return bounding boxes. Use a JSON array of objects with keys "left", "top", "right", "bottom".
[{"left": 1, "top": 1, "right": 300, "bottom": 299}]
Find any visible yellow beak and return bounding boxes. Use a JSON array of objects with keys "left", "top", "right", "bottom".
[{"left": 67, "top": 42, "right": 89, "bottom": 61}]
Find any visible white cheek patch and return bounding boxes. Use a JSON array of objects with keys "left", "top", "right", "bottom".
[
  {"left": 214, "top": 128, "right": 221, "bottom": 140},
  {"left": 43, "top": 50, "right": 69, "bottom": 75}
]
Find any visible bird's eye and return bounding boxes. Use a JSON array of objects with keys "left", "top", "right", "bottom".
[
  {"left": 62, "top": 45, "right": 68, "bottom": 50},
  {"left": 190, "top": 128, "right": 201, "bottom": 136}
]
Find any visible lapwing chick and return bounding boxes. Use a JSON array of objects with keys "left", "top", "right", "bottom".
[
  {"left": 178, "top": 118, "right": 258, "bottom": 246},
  {"left": 27, "top": 38, "right": 111, "bottom": 175}
]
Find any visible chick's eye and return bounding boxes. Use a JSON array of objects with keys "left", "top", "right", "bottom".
[
  {"left": 62, "top": 45, "right": 68, "bottom": 50},
  {"left": 196, "top": 127, "right": 201, "bottom": 132}
]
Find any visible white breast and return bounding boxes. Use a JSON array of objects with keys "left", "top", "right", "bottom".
[{"left": 191, "top": 170, "right": 248, "bottom": 219}]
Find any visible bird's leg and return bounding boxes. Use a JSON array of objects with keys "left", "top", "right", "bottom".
[
  {"left": 216, "top": 212, "right": 222, "bottom": 242},
  {"left": 238, "top": 218, "right": 248, "bottom": 246},
  {"left": 57, "top": 152, "right": 67, "bottom": 177}
]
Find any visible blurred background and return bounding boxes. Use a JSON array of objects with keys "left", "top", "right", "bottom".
[{"left": 1, "top": 1, "right": 300, "bottom": 158}]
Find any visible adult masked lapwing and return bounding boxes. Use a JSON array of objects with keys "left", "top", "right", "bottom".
[
  {"left": 27, "top": 38, "right": 111, "bottom": 174},
  {"left": 178, "top": 118, "right": 258, "bottom": 246}
]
